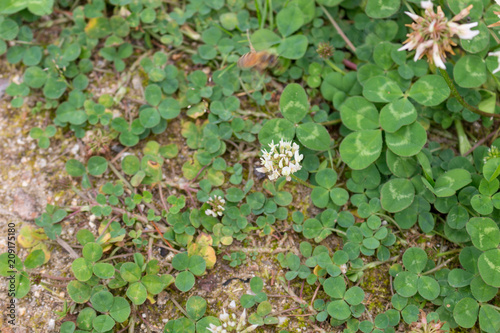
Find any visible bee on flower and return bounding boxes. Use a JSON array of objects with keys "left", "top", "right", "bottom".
[
  {"left": 205, "top": 195, "right": 225, "bottom": 218},
  {"left": 398, "top": 1, "right": 480, "bottom": 69},
  {"left": 256, "top": 138, "right": 303, "bottom": 182}
]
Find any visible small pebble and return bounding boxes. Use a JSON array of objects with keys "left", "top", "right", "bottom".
[
  {"left": 70, "top": 144, "right": 79, "bottom": 155},
  {"left": 47, "top": 319, "right": 55, "bottom": 330}
]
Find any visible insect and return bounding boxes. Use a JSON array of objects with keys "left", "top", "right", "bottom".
[{"left": 237, "top": 30, "right": 278, "bottom": 71}]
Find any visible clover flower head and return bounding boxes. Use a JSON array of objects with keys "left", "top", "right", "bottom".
[
  {"left": 483, "top": 146, "right": 500, "bottom": 164},
  {"left": 317, "top": 42, "right": 334, "bottom": 59},
  {"left": 340, "top": 264, "right": 348, "bottom": 274},
  {"left": 205, "top": 195, "right": 225, "bottom": 218},
  {"left": 398, "top": 2, "right": 479, "bottom": 69},
  {"left": 256, "top": 139, "right": 303, "bottom": 182},
  {"left": 207, "top": 323, "right": 227, "bottom": 333},
  {"left": 208, "top": 305, "right": 258, "bottom": 333},
  {"left": 219, "top": 308, "right": 230, "bottom": 322}
]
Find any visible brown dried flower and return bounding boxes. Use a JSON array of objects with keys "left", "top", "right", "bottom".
[{"left": 316, "top": 42, "right": 334, "bottom": 59}]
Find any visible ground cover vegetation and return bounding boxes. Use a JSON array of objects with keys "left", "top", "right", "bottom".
[{"left": 1, "top": 0, "right": 500, "bottom": 332}]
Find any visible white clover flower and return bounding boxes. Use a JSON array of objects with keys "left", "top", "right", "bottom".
[
  {"left": 483, "top": 146, "right": 500, "bottom": 163},
  {"left": 209, "top": 304, "right": 259, "bottom": 333},
  {"left": 340, "top": 264, "right": 348, "bottom": 274},
  {"left": 431, "top": 43, "right": 446, "bottom": 70},
  {"left": 207, "top": 323, "right": 227, "bottom": 333},
  {"left": 219, "top": 308, "right": 229, "bottom": 322},
  {"left": 205, "top": 195, "right": 225, "bottom": 217},
  {"left": 399, "top": 3, "right": 479, "bottom": 69},
  {"left": 256, "top": 138, "right": 303, "bottom": 181},
  {"left": 448, "top": 21, "right": 479, "bottom": 40}
]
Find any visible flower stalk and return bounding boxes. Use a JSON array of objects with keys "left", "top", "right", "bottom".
[{"left": 439, "top": 68, "right": 500, "bottom": 120}]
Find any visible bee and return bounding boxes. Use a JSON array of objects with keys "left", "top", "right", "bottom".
[{"left": 237, "top": 30, "right": 278, "bottom": 71}]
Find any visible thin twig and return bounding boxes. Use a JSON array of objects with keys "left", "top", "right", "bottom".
[
  {"left": 310, "top": 283, "right": 321, "bottom": 308},
  {"left": 422, "top": 256, "right": 456, "bottom": 276},
  {"left": 96, "top": 217, "right": 117, "bottom": 243},
  {"left": 100, "top": 253, "right": 136, "bottom": 262},
  {"left": 319, "top": 4, "right": 356, "bottom": 52},
  {"left": 40, "top": 274, "right": 75, "bottom": 281},
  {"left": 272, "top": 307, "right": 301, "bottom": 316},
  {"left": 56, "top": 237, "right": 79, "bottom": 259},
  {"left": 166, "top": 293, "right": 189, "bottom": 317},
  {"left": 343, "top": 59, "right": 357, "bottom": 70},
  {"left": 279, "top": 279, "right": 317, "bottom": 314},
  {"left": 158, "top": 183, "right": 168, "bottom": 212},
  {"left": 108, "top": 161, "right": 134, "bottom": 192},
  {"left": 149, "top": 220, "right": 176, "bottom": 250},
  {"left": 464, "top": 128, "right": 499, "bottom": 156}
]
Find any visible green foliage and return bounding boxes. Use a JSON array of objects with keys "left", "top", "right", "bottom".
[
  {"left": 3, "top": 0, "right": 500, "bottom": 331},
  {"left": 0, "top": 250, "right": 44, "bottom": 298}
]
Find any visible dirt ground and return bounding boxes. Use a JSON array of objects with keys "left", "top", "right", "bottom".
[{"left": 0, "top": 53, "right": 397, "bottom": 332}]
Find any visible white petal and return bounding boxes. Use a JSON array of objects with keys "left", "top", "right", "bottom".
[
  {"left": 456, "top": 22, "right": 479, "bottom": 40},
  {"left": 428, "top": 19, "right": 436, "bottom": 33},
  {"left": 398, "top": 40, "right": 417, "bottom": 52},
  {"left": 414, "top": 40, "right": 433, "bottom": 61},
  {"left": 404, "top": 11, "right": 421, "bottom": 21},
  {"left": 432, "top": 43, "right": 446, "bottom": 69},
  {"left": 236, "top": 308, "right": 247, "bottom": 330},
  {"left": 421, "top": 0, "right": 433, "bottom": 9}
]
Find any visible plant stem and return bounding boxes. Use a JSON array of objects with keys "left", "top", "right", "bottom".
[
  {"left": 454, "top": 119, "right": 472, "bottom": 156},
  {"left": 268, "top": 0, "right": 274, "bottom": 29},
  {"left": 422, "top": 256, "right": 456, "bottom": 275},
  {"left": 439, "top": 68, "right": 500, "bottom": 119},
  {"left": 320, "top": 119, "right": 342, "bottom": 126},
  {"left": 40, "top": 274, "right": 74, "bottom": 281},
  {"left": 329, "top": 228, "right": 347, "bottom": 236},
  {"left": 359, "top": 256, "right": 399, "bottom": 271},
  {"left": 403, "top": 0, "right": 416, "bottom": 14},
  {"left": 464, "top": 128, "right": 499, "bottom": 156},
  {"left": 487, "top": 304, "right": 500, "bottom": 311},
  {"left": 108, "top": 162, "right": 134, "bottom": 192},
  {"left": 100, "top": 253, "right": 135, "bottom": 262},
  {"left": 166, "top": 292, "right": 189, "bottom": 317},
  {"left": 291, "top": 174, "right": 316, "bottom": 188},
  {"left": 327, "top": 149, "right": 334, "bottom": 169},
  {"left": 375, "top": 213, "right": 403, "bottom": 234},
  {"left": 435, "top": 248, "right": 461, "bottom": 258},
  {"left": 324, "top": 59, "right": 346, "bottom": 75}
]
